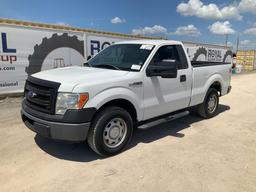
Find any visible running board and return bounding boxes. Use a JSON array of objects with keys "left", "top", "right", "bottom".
[{"left": 138, "top": 111, "right": 190, "bottom": 129}]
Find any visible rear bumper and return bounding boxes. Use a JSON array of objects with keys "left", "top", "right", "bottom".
[{"left": 21, "top": 103, "right": 93, "bottom": 142}]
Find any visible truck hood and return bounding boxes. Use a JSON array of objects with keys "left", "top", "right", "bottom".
[{"left": 32, "top": 66, "right": 129, "bottom": 92}]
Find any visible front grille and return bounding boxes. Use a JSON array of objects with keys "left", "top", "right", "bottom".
[{"left": 24, "top": 76, "right": 60, "bottom": 114}]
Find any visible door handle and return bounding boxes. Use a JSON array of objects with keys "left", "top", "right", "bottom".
[
  {"left": 180, "top": 75, "right": 186, "bottom": 82},
  {"left": 129, "top": 81, "right": 143, "bottom": 87}
]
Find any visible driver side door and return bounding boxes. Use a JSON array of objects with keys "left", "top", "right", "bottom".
[{"left": 143, "top": 45, "right": 192, "bottom": 120}]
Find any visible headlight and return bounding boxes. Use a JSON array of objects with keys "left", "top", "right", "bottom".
[{"left": 55, "top": 93, "right": 89, "bottom": 115}]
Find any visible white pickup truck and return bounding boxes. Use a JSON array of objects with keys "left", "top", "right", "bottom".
[{"left": 21, "top": 40, "right": 232, "bottom": 156}]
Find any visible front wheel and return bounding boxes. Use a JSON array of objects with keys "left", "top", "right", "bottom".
[
  {"left": 196, "top": 88, "right": 219, "bottom": 118},
  {"left": 87, "top": 106, "right": 133, "bottom": 157}
]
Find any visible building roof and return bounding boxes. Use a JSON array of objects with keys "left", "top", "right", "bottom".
[
  {"left": 0, "top": 18, "right": 231, "bottom": 49},
  {"left": 0, "top": 18, "right": 162, "bottom": 40}
]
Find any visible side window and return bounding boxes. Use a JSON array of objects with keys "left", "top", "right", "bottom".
[
  {"left": 176, "top": 45, "right": 189, "bottom": 69},
  {"left": 150, "top": 45, "right": 183, "bottom": 69}
]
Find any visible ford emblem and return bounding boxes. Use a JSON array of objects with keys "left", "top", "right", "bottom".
[{"left": 28, "top": 91, "right": 37, "bottom": 98}]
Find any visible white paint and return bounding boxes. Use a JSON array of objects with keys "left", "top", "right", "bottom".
[
  {"left": 32, "top": 40, "right": 231, "bottom": 121},
  {"left": 41, "top": 47, "right": 84, "bottom": 71}
]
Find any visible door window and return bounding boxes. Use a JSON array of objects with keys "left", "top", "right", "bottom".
[{"left": 150, "top": 45, "right": 187, "bottom": 69}]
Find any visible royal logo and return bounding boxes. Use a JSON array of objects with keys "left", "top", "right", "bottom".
[{"left": 0, "top": 33, "right": 17, "bottom": 64}]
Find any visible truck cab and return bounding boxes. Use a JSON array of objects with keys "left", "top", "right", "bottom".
[{"left": 21, "top": 40, "right": 232, "bottom": 156}]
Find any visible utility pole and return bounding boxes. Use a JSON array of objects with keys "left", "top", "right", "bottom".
[
  {"left": 225, "top": 34, "right": 228, "bottom": 47},
  {"left": 236, "top": 34, "right": 240, "bottom": 53}
]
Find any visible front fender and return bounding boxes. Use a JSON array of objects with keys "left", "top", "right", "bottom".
[{"left": 85, "top": 87, "right": 143, "bottom": 121}]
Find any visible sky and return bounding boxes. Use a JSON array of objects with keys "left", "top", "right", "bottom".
[{"left": 0, "top": 0, "right": 256, "bottom": 50}]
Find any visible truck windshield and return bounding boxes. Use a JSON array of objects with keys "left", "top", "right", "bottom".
[{"left": 87, "top": 44, "right": 154, "bottom": 71}]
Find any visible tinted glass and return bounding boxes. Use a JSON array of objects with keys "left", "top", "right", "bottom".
[
  {"left": 88, "top": 44, "right": 154, "bottom": 71},
  {"left": 176, "top": 45, "right": 188, "bottom": 69},
  {"left": 151, "top": 45, "right": 183, "bottom": 69}
]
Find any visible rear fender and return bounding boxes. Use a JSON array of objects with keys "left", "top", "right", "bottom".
[{"left": 191, "top": 73, "right": 224, "bottom": 106}]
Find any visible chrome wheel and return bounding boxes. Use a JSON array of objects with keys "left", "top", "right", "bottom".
[
  {"left": 208, "top": 94, "right": 217, "bottom": 113},
  {"left": 103, "top": 118, "right": 127, "bottom": 148}
]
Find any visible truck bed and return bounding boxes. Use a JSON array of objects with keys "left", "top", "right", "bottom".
[{"left": 189, "top": 61, "right": 232, "bottom": 107}]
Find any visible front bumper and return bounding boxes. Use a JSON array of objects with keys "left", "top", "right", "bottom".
[{"left": 21, "top": 101, "right": 96, "bottom": 142}]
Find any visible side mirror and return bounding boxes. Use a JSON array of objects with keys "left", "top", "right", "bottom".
[
  {"left": 84, "top": 56, "right": 92, "bottom": 66},
  {"left": 146, "top": 60, "right": 178, "bottom": 78},
  {"left": 87, "top": 55, "right": 92, "bottom": 61}
]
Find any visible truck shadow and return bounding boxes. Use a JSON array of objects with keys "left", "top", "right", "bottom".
[{"left": 34, "top": 104, "right": 230, "bottom": 162}]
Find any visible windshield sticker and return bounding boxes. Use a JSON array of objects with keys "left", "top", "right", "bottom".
[
  {"left": 131, "top": 64, "right": 141, "bottom": 70},
  {"left": 140, "top": 44, "right": 153, "bottom": 50}
]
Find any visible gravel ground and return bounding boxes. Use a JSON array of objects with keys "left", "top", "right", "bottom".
[{"left": 0, "top": 73, "right": 255, "bottom": 192}]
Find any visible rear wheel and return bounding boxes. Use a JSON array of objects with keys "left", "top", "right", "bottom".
[
  {"left": 87, "top": 106, "right": 133, "bottom": 157},
  {"left": 197, "top": 88, "right": 219, "bottom": 118}
]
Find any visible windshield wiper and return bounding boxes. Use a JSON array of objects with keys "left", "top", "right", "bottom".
[{"left": 94, "top": 64, "right": 121, "bottom": 70}]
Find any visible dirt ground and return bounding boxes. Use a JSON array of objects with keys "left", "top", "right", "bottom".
[{"left": 0, "top": 73, "right": 256, "bottom": 192}]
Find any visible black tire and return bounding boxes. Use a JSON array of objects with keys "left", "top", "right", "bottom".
[
  {"left": 87, "top": 106, "right": 133, "bottom": 157},
  {"left": 196, "top": 88, "right": 219, "bottom": 118}
]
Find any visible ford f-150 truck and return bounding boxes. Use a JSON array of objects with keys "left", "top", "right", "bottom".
[{"left": 21, "top": 40, "right": 232, "bottom": 156}]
